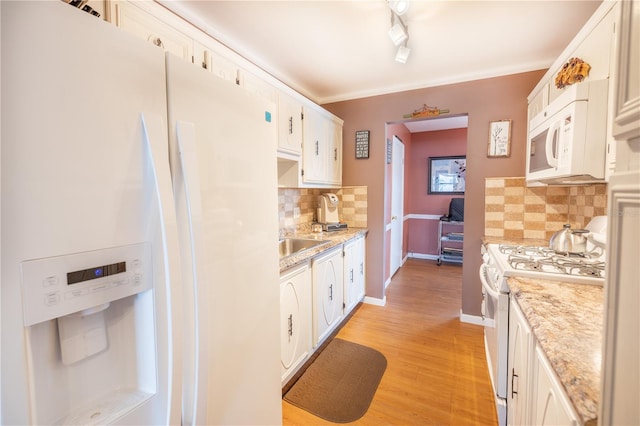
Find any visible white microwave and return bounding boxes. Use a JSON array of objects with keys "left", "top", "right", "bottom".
[{"left": 526, "top": 79, "right": 608, "bottom": 185}]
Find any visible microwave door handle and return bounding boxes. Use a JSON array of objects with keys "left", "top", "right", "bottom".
[{"left": 545, "top": 120, "right": 561, "bottom": 168}]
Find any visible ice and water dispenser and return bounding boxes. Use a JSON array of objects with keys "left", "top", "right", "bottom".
[{"left": 21, "top": 242, "right": 157, "bottom": 424}]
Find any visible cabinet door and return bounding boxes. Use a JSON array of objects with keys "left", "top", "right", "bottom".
[
  {"left": 343, "top": 240, "right": 357, "bottom": 314},
  {"left": 507, "top": 300, "right": 532, "bottom": 425},
  {"left": 312, "top": 248, "right": 343, "bottom": 346},
  {"left": 327, "top": 119, "right": 343, "bottom": 185},
  {"left": 355, "top": 236, "right": 366, "bottom": 303},
  {"left": 244, "top": 71, "right": 277, "bottom": 104},
  {"left": 280, "top": 264, "right": 311, "bottom": 384},
  {"left": 527, "top": 83, "right": 549, "bottom": 122},
  {"left": 548, "top": 5, "right": 618, "bottom": 105},
  {"left": 532, "top": 346, "right": 579, "bottom": 426},
  {"left": 278, "top": 93, "right": 303, "bottom": 155},
  {"left": 210, "top": 52, "right": 240, "bottom": 85},
  {"left": 112, "top": 1, "right": 193, "bottom": 61},
  {"left": 302, "top": 107, "right": 328, "bottom": 184}
]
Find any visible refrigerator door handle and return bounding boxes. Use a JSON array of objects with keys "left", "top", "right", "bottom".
[
  {"left": 175, "top": 120, "right": 208, "bottom": 425},
  {"left": 140, "top": 112, "right": 184, "bottom": 425}
]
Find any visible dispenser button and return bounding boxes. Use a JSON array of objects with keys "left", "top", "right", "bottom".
[
  {"left": 43, "top": 276, "right": 59, "bottom": 287},
  {"left": 44, "top": 292, "right": 60, "bottom": 306},
  {"left": 65, "top": 288, "right": 89, "bottom": 300},
  {"left": 112, "top": 278, "right": 129, "bottom": 287},
  {"left": 90, "top": 283, "right": 109, "bottom": 293}
]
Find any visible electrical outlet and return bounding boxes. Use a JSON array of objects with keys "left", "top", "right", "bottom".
[{"left": 293, "top": 207, "right": 301, "bottom": 219}]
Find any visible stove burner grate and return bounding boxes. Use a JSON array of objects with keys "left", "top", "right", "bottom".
[{"left": 500, "top": 245, "right": 605, "bottom": 278}]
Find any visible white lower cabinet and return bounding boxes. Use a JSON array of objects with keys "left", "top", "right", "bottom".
[
  {"left": 343, "top": 236, "right": 365, "bottom": 315},
  {"left": 507, "top": 300, "right": 532, "bottom": 425},
  {"left": 510, "top": 299, "right": 579, "bottom": 426},
  {"left": 531, "top": 346, "right": 579, "bottom": 425},
  {"left": 312, "top": 247, "right": 344, "bottom": 347},
  {"left": 280, "top": 263, "right": 312, "bottom": 385},
  {"left": 280, "top": 236, "right": 365, "bottom": 386}
]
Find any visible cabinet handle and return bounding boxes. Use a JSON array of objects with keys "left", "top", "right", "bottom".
[
  {"left": 150, "top": 36, "right": 164, "bottom": 48},
  {"left": 315, "top": 140, "right": 319, "bottom": 156},
  {"left": 350, "top": 269, "right": 354, "bottom": 283},
  {"left": 288, "top": 314, "right": 293, "bottom": 338},
  {"left": 334, "top": 148, "right": 337, "bottom": 161},
  {"left": 511, "top": 368, "right": 518, "bottom": 398},
  {"left": 289, "top": 116, "right": 293, "bottom": 135},
  {"left": 329, "top": 284, "right": 333, "bottom": 301},
  {"left": 360, "top": 262, "right": 364, "bottom": 274}
]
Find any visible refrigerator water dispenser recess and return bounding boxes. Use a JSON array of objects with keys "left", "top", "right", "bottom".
[
  {"left": 20, "top": 242, "right": 158, "bottom": 425},
  {"left": 58, "top": 302, "right": 110, "bottom": 365}
]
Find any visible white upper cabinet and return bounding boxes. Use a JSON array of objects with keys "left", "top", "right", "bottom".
[
  {"left": 302, "top": 106, "right": 343, "bottom": 187},
  {"left": 328, "top": 118, "right": 343, "bottom": 186},
  {"left": 527, "top": 1, "right": 620, "bottom": 182},
  {"left": 110, "top": 1, "right": 193, "bottom": 61},
  {"left": 277, "top": 93, "right": 303, "bottom": 156},
  {"left": 244, "top": 71, "right": 277, "bottom": 104},
  {"left": 611, "top": 0, "right": 640, "bottom": 145},
  {"left": 110, "top": 0, "right": 343, "bottom": 189},
  {"left": 302, "top": 107, "right": 328, "bottom": 184}
]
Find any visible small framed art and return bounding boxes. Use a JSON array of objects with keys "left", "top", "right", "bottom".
[{"left": 488, "top": 120, "right": 511, "bottom": 157}]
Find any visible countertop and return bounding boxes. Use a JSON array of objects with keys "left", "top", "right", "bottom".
[
  {"left": 508, "top": 277, "right": 603, "bottom": 426},
  {"left": 279, "top": 228, "right": 368, "bottom": 273},
  {"left": 482, "top": 236, "right": 603, "bottom": 425}
]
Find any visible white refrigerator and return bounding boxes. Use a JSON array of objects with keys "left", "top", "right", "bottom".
[{"left": 1, "top": 2, "right": 282, "bottom": 425}]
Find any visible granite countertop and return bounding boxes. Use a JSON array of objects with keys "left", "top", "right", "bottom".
[
  {"left": 279, "top": 228, "right": 368, "bottom": 272},
  {"left": 508, "top": 276, "right": 603, "bottom": 426}
]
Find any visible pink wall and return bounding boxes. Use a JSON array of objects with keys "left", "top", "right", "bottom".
[
  {"left": 407, "top": 128, "right": 467, "bottom": 255},
  {"left": 323, "top": 70, "right": 545, "bottom": 316}
]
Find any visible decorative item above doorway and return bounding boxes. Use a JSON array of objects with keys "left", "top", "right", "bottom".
[
  {"left": 488, "top": 120, "right": 512, "bottom": 157},
  {"left": 428, "top": 155, "right": 466, "bottom": 194},
  {"left": 403, "top": 104, "right": 450, "bottom": 119}
]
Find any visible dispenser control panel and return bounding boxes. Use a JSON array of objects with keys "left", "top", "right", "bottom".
[{"left": 21, "top": 242, "right": 152, "bottom": 326}]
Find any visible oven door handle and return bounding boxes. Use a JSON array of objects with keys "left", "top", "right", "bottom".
[{"left": 479, "top": 264, "right": 501, "bottom": 300}]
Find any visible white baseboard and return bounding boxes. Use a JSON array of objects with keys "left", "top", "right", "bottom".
[
  {"left": 364, "top": 295, "right": 386, "bottom": 306},
  {"left": 407, "top": 253, "right": 439, "bottom": 261},
  {"left": 459, "top": 310, "right": 486, "bottom": 326}
]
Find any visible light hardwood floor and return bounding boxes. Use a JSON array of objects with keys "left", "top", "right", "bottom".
[{"left": 282, "top": 258, "right": 498, "bottom": 425}]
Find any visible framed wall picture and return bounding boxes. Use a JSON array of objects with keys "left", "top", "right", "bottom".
[
  {"left": 355, "top": 130, "right": 370, "bottom": 159},
  {"left": 488, "top": 120, "right": 512, "bottom": 157},
  {"left": 428, "top": 155, "right": 466, "bottom": 194}
]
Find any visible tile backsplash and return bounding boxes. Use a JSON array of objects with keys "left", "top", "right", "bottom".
[
  {"left": 278, "top": 186, "right": 368, "bottom": 232},
  {"left": 485, "top": 177, "right": 607, "bottom": 240}
]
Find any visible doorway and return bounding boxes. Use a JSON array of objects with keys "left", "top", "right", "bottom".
[{"left": 389, "top": 135, "right": 404, "bottom": 279}]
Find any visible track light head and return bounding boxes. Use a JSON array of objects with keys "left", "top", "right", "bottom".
[
  {"left": 395, "top": 44, "right": 411, "bottom": 63},
  {"left": 388, "top": 20, "right": 408, "bottom": 46},
  {"left": 387, "top": 0, "right": 410, "bottom": 16}
]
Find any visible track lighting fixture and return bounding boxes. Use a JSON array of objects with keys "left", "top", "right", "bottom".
[
  {"left": 387, "top": 2, "right": 411, "bottom": 63},
  {"left": 395, "top": 43, "right": 411, "bottom": 64},
  {"left": 388, "top": 15, "right": 408, "bottom": 46},
  {"left": 387, "top": 0, "right": 410, "bottom": 16}
]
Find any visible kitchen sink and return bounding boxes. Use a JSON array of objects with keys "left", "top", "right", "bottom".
[{"left": 278, "top": 238, "right": 330, "bottom": 259}]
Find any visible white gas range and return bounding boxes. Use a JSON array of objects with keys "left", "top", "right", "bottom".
[{"left": 480, "top": 242, "right": 605, "bottom": 426}]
